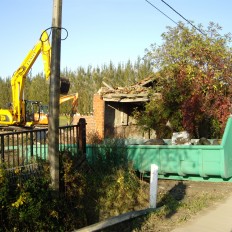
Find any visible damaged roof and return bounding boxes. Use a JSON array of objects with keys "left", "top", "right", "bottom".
[{"left": 98, "top": 76, "right": 161, "bottom": 102}]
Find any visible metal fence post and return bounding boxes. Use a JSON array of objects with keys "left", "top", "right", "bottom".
[
  {"left": 30, "top": 131, "right": 34, "bottom": 159},
  {"left": 78, "top": 118, "right": 86, "bottom": 155},
  {"left": 0, "top": 135, "right": 4, "bottom": 163}
]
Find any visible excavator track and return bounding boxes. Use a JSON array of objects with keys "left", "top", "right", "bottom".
[{"left": 0, "top": 125, "right": 38, "bottom": 133}]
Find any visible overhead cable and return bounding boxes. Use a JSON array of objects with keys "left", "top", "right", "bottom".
[
  {"left": 145, "top": 0, "right": 178, "bottom": 26},
  {"left": 160, "top": 0, "right": 206, "bottom": 36}
]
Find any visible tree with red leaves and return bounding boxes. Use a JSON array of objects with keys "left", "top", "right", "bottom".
[{"left": 136, "top": 22, "right": 232, "bottom": 138}]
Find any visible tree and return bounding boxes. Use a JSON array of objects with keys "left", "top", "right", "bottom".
[
  {"left": 136, "top": 22, "right": 232, "bottom": 138},
  {"left": 0, "top": 77, "right": 11, "bottom": 108},
  {"left": 27, "top": 73, "right": 49, "bottom": 104}
]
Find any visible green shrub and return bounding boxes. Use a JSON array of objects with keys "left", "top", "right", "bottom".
[{"left": 0, "top": 140, "right": 149, "bottom": 231}]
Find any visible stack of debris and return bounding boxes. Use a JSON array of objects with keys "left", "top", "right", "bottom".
[{"left": 98, "top": 76, "right": 161, "bottom": 103}]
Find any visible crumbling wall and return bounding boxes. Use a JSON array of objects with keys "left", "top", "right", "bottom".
[
  {"left": 73, "top": 94, "right": 105, "bottom": 142},
  {"left": 73, "top": 93, "right": 151, "bottom": 140}
]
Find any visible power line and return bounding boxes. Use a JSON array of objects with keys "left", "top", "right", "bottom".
[
  {"left": 145, "top": 0, "right": 179, "bottom": 26},
  {"left": 145, "top": 0, "right": 206, "bottom": 36},
  {"left": 160, "top": 0, "right": 206, "bottom": 36}
]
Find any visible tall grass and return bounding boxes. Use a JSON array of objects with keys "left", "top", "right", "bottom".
[{"left": 0, "top": 138, "right": 149, "bottom": 231}]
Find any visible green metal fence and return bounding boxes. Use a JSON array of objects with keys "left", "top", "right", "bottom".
[{"left": 0, "top": 118, "right": 86, "bottom": 168}]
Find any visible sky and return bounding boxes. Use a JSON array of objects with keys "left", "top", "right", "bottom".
[{"left": 0, "top": 0, "right": 232, "bottom": 78}]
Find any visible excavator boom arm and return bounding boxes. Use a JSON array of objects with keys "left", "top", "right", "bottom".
[
  {"left": 59, "top": 93, "right": 78, "bottom": 104},
  {"left": 0, "top": 30, "right": 70, "bottom": 127},
  {"left": 10, "top": 31, "right": 51, "bottom": 122}
]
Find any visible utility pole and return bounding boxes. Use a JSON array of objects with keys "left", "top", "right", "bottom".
[{"left": 48, "top": 0, "right": 62, "bottom": 190}]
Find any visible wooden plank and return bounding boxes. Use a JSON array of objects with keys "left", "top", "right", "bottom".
[
  {"left": 102, "top": 81, "right": 114, "bottom": 90},
  {"left": 119, "top": 98, "right": 149, "bottom": 102},
  {"left": 103, "top": 98, "right": 149, "bottom": 102}
]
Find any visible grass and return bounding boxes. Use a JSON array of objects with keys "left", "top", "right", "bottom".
[
  {"left": 2, "top": 133, "right": 232, "bottom": 231},
  {"left": 59, "top": 115, "right": 71, "bottom": 126},
  {"left": 104, "top": 180, "right": 232, "bottom": 232}
]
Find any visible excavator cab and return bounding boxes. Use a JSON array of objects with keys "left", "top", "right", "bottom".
[
  {"left": 25, "top": 101, "right": 49, "bottom": 126},
  {"left": 25, "top": 100, "right": 42, "bottom": 126},
  {"left": 37, "top": 104, "right": 49, "bottom": 125}
]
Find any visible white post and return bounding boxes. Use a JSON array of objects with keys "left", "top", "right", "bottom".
[{"left": 150, "top": 164, "right": 158, "bottom": 208}]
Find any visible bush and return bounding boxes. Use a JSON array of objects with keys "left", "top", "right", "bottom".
[{"left": 0, "top": 140, "right": 148, "bottom": 231}]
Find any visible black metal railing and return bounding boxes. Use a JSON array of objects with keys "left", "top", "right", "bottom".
[{"left": 0, "top": 118, "right": 86, "bottom": 169}]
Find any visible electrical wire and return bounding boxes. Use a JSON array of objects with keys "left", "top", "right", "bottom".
[
  {"left": 160, "top": 0, "right": 206, "bottom": 36},
  {"left": 145, "top": 0, "right": 206, "bottom": 36},
  {"left": 145, "top": 0, "right": 179, "bottom": 26},
  {"left": 40, "top": 27, "right": 69, "bottom": 42}
]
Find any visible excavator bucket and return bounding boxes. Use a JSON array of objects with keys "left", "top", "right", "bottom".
[{"left": 60, "top": 77, "right": 70, "bottom": 95}]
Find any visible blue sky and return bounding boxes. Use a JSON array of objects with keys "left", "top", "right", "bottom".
[{"left": 0, "top": 0, "right": 231, "bottom": 78}]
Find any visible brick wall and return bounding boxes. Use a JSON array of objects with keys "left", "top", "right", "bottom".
[
  {"left": 73, "top": 93, "right": 105, "bottom": 141},
  {"left": 93, "top": 94, "right": 105, "bottom": 138},
  {"left": 73, "top": 115, "right": 96, "bottom": 132}
]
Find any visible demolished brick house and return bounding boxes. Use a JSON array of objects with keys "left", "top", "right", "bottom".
[{"left": 73, "top": 76, "right": 161, "bottom": 141}]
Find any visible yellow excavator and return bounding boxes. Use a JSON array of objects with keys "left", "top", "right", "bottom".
[
  {"left": 0, "top": 30, "right": 70, "bottom": 128},
  {"left": 36, "top": 92, "right": 78, "bottom": 125}
]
